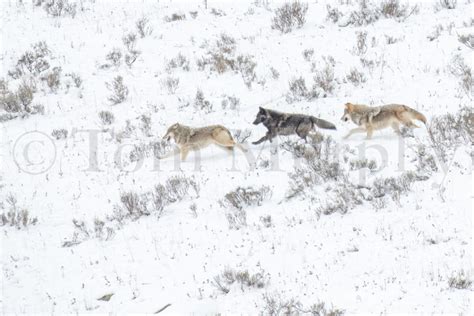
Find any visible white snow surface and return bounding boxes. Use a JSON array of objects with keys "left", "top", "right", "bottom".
[{"left": 0, "top": 0, "right": 472, "bottom": 314}]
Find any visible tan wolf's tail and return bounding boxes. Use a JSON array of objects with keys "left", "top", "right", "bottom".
[{"left": 405, "top": 106, "right": 427, "bottom": 125}]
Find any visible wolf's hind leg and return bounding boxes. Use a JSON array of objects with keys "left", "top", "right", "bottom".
[
  {"left": 296, "top": 121, "right": 312, "bottom": 142},
  {"left": 391, "top": 122, "right": 401, "bottom": 135},
  {"left": 233, "top": 142, "right": 248, "bottom": 152},
  {"left": 343, "top": 127, "right": 366, "bottom": 139},
  {"left": 366, "top": 127, "right": 374, "bottom": 139},
  {"left": 216, "top": 144, "right": 234, "bottom": 154}
]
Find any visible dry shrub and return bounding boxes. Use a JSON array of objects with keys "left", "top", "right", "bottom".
[{"left": 271, "top": 1, "right": 309, "bottom": 33}]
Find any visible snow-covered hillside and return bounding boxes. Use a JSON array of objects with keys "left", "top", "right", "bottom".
[{"left": 1, "top": 0, "right": 472, "bottom": 314}]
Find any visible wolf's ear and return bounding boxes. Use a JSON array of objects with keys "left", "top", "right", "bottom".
[
  {"left": 259, "top": 106, "right": 264, "bottom": 111},
  {"left": 345, "top": 103, "right": 354, "bottom": 112}
]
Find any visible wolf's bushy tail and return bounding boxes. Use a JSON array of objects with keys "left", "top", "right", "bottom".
[
  {"left": 405, "top": 106, "right": 427, "bottom": 125},
  {"left": 311, "top": 116, "right": 337, "bottom": 130}
]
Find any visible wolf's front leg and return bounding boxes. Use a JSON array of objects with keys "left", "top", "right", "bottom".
[
  {"left": 252, "top": 131, "right": 273, "bottom": 145},
  {"left": 343, "top": 127, "right": 366, "bottom": 139},
  {"left": 180, "top": 147, "right": 190, "bottom": 161},
  {"left": 159, "top": 146, "right": 180, "bottom": 159}
]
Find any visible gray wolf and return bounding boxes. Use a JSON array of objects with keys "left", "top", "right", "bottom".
[
  {"left": 341, "top": 102, "right": 427, "bottom": 139},
  {"left": 161, "top": 123, "right": 246, "bottom": 160},
  {"left": 252, "top": 107, "right": 336, "bottom": 144}
]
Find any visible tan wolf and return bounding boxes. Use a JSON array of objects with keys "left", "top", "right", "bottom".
[
  {"left": 161, "top": 123, "right": 247, "bottom": 160},
  {"left": 341, "top": 102, "right": 427, "bottom": 139}
]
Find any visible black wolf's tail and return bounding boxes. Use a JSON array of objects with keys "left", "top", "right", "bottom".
[{"left": 311, "top": 116, "right": 337, "bottom": 130}]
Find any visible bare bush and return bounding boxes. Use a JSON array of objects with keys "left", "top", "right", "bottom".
[
  {"left": 198, "top": 34, "right": 257, "bottom": 88},
  {"left": 221, "top": 186, "right": 271, "bottom": 229},
  {"left": 221, "top": 95, "right": 240, "bottom": 110},
  {"left": 151, "top": 139, "right": 173, "bottom": 159},
  {"left": 125, "top": 50, "right": 140, "bottom": 68},
  {"left": 199, "top": 33, "right": 237, "bottom": 74},
  {"left": 43, "top": 0, "right": 77, "bottom": 18},
  {"left": 317, "top": 182, "right": 364, "bottom": 215},
  {"left": 115, "top": 120, "right": 135, "bottom": 143},
  {"left": 194, "top": 89, "right": 213, "bottom": 113},
  {"left": 342, "top": 0, "right": 381, "bottom": 26},
  {"left": 349, "top": 158, "right": 377, "bottom": 171},
  {"left": 385, "top": 34, "right": 403, "bottom": 44},
  {"left": 354, "top": 31, "right": 368, "bottom": 55},
  {"left": 103, "top": 48, "right": 122, "bottom": 68},
  {"left": 262, "top": 293, "right": 344, "bottom": 316},
  {"left": 213, "top": 268, "right": 268, "bottom": 294},
  {"left": 66, "top": 72, "right": 82, "bottom": 88},
  {"left": 448, "top": 270, "right": 472, "bottom": 289},
  {"left": 51, "top": 128, "right": 68, "bottom": 140},
  {"left": 41, "top": 66, "right": 61, "bottom": 92},
  {"left": 271, "top": 1, "right": 309, "bottom": 33},
  {"left": 380, "top": 0, "right": 410, "bottom": 18},
  {"left": 221, "top": 186, "right": 272, "bottom": 211},
  {"left": 164, "top": 13, "right": 186, "bottom": 22},
  {"left": 210, "top": 8, "right": 226, "bottom": 16},
  {"left": 161, "top": 76, "right": 180, "bottom": 94},
  {"left": 270, "top": 67, "right": 280, "bottom": 79},
  {"left": 337, "top": 0, "right": 417, "bottom": 26},
  {"left": 0, "top": 79, "right": 36, "bottom": 114},
  {"left": 427, "top": 24, "right": 443, "bottom": 42},
  {"left": 1, "top": 194, "right": 37, "bottom": 229},
  {"left": 122, "top": 32, "right": 137, "bottom": 52},
  {"left": 439, "top": 0, "right": 457, "bottom": 9},
  {"left": 16, "top": 79, "right": 36, "bottom": 110},
  {"left": 428, "top": 106, "right": 473, "bottom": 163},
  {"left": 458, "top": 34, "right": 474, "bottom": 49},
  {"left": 286, "top": 76, "right": 309, "bottom": 103},
  {"left": 118, "top": 191, "right": 151, "bottom": 219},
  {"left": 106, "top": 76, "right": 129, "bottom": 105},
  {"left": 98, "top": 110, "right": 115, "bottom": 125},
  {"left": 371, "top": 171, "right": 424, "bottom": 203},
  {"left": 312, "top": 57, "right": 336, "bottom": 97},
  {"left": 412, "top": 143, "right": 438, "bottom": 175},
  {"left": 235, "top": 54, "right": 257, "bottom": 88},
  {"left": 232, "top": 128, "right": 252, "bottom": 143},
  {"left": 225, "top": 206, "right": 248, "bottom": 229},
  {"left": 129, "top": 143, "right": 149, "bottom": 162},
  {"left": 326, "top": 5, "right": 343, "bottom": 23},
  {"left": 8, "top": 41, "right": 50, "bottom": 79},
  {"left": 286, "top": 136, "right": 343, "bottom": 199},
  {"left": 448, "top": 55, "right": 472, "bottom": 96},
  {"left": 136, "top": 17, "right": 153, "bottom": 38},
  {"left": 346, "top": 67, "right": 367, "bottom": 86},
  {"left": 139, "top": 114, "right": 152, "bottom": 136},
  {"left": 121, "top": 33, "right": 140, "bottom": 68},
  {"left": 165, "top": 53, "right": 190, "bottom": 72},
  {"left": 62, "top": 218, "right": 115, "bottom": 247},
  {"left": 302, "top": 48, "right": 314, "bottom": 62}
]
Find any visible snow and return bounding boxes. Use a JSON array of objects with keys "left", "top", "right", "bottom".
[{"left": 0, "top": 0, "right": 472, "bottom": 314}]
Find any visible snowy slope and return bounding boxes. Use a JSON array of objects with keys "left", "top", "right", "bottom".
[{"left": 0, "top": 0, "right": 472, "bottom": 314}]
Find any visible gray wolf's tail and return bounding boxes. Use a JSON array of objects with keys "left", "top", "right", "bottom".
[{"left": 311, "top": 116, "right": 337, "bottom": 130}]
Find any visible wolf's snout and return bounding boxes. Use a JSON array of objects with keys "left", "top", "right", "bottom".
[{"left": 252, "top": 118, "right": 260, "bottom": 125}]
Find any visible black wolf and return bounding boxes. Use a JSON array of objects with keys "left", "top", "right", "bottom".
[{"left": 252, "top": 107, "right": 336, "bottom": 145}]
